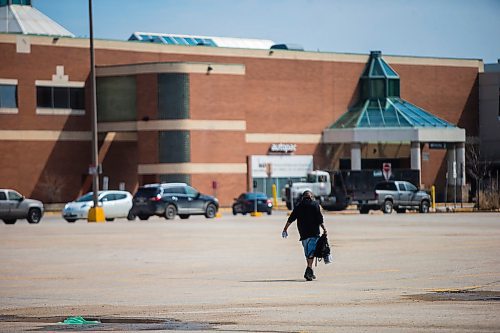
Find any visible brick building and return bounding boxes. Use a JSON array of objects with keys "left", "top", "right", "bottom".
[{"left": 0, "top": 2, "right": 482, "bottom": 205}]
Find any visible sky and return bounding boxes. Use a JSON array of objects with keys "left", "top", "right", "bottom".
[{"left": 33, "top": 0, "right": 500, "bottom": 63}]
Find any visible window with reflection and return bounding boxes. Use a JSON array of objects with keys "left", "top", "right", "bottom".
[
  {"left": 36, "top": 86, "right": 84, "bottom": 109},
  {"left": 0, "top": 84, "right": 17, "bottom": 108}
]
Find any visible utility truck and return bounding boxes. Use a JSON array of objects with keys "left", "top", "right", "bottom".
[{"left": 283, "top": 170, "right": 349, "bottom": 211}]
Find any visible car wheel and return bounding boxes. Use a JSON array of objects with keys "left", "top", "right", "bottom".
[
  {"left": 65, "top": 218, "right": 76, "bottom": 223},
  {"left": 27, "top": 208, "right": 42, "bottom": 224},
  {"left": 179, "top": 214, "right": 190, "bottom": 219},
  {"left": 359, "top": 207, "right": 370, "bottom": 214},
  {"left": 164, "top": 204, "right": 177, "bottom": 220},
  {"left": 205, "top": 203, "right": 217, "bottom": 218},
  {"left": 420, "top": 200, "right": 430, "bottom": 213},
  {"left": 232, "top": 207, "right": 237, "bottom": 215},
  {"left": 105, "top": 218, "right": 114, "bottom": 222},
  {"left": 383, "top": 200, "right": 393, "bottom": 214},
  {"left": 3, "top": 219, "right": 16, "bottom": 224},
  {"left": 138, "top": 215, "right": 149, "bottom": 221},
  {"left": 126, "top": 211, "right": 136, "bottom": 221}
]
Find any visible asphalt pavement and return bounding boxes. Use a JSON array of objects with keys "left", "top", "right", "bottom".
[{"left": 1, "top": 211, "right": 499, "bottom": 332}]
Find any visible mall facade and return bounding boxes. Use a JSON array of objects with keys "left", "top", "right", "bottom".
[{"left": 0, "top": 2, "right": 483, "bottom": 205}]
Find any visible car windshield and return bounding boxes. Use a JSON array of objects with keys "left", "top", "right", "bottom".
[
  {"left": 245, "top": 192, "right": 267, "bottom": 200},
  {"left": 135, "top": 187, "right": 160, "bottom": 198},
  {"left": 405, "top": 182, "right": 417, "bottom": 191},
  {"left": 76, "top": 193, "right": 94, "bottom": 202},
  {"left": 306, "top": 174, "right": 317, "bottom": 182}
]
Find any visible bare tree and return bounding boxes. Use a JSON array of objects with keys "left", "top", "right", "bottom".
[
  {"left": 37, "top": 172, "right": 66, "bottom": 203},
  {"left": 465, "top": 140, "right": 491, "bottom": 209}
]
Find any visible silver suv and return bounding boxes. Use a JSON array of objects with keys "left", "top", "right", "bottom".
[
  {"left": 358, "top": 181, "right": 431, "bottom": 214},
  {"left": 0, "top": 189, "right": 44, "bottom": 224}
]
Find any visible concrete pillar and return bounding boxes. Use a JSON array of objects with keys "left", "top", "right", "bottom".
[
  {"left": 351, "top": 142, "right": 361, "bottom": 170},
  {"left": 446, "top": 143, "right": 468, "bottom": 203},
  {"left": 410, "top": 141, "right": 421, "bottom": 170},
  {"left": 446, "top": 143, "right": 456, "bottom": 184},
  {"left": 456, "top": 142, "right": 466, "bottom": 186},
  {"left": 411, "top": 141, "right": 421, "bottom": 186}
]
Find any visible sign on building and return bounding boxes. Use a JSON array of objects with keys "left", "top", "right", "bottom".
[{"left": 251, "top": 155, "right": 313, "bottom": 178}]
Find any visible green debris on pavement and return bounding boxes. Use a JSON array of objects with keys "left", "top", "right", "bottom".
[{"left": 60, "top": 316, "right": 100, "bottom": 325}]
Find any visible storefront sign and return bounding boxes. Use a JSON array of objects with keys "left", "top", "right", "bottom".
[
  {"left": 429, "top": 142, "right": 447, "bottom": 149},
  {"left": 251, "top": 155, "right": 313, "bottom": 178},
  {"left": 269, "top": 143, "right": 297, "bottom": 154}
]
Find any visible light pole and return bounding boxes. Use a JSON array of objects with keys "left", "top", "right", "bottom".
[{"left": 87, "top": 0, "right": 104, "bottom": 222}]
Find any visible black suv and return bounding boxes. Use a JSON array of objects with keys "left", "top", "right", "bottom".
[{"left": 130, "top": 183, "right": 219, "bottom": 220}]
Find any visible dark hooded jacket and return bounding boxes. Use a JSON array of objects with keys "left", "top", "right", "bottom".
[{"left": 287, "top": 197, "right": 324, "bottom": 240}]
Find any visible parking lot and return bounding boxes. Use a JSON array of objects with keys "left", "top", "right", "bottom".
[{"left": 1, "top": 211, "right": 499, "bottom": 332}]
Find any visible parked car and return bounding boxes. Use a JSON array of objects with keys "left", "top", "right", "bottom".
[
  {"left": 130, "top": 183, "right": 219, "bottom": 220},
  {"left": 0, "top": 189, "right": 44, "bottom": 224},
  {"left": 232, "top": 192, "right": 273, "bottom": 215},
  {"left": 358, "top": 180, "right": 431, "bottom": 214},
  {"left": 62, "top": 190, "right": 133, "bottom": 222}
]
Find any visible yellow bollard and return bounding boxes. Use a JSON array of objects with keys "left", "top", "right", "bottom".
[
  {"left": 431, "top": 185, "right": 436, "bottom": 210},
  {"left": 272, "top": 184, "right": 278, "bottom": 207},
  {"left": 87, "top": 207, "right": 105, "bottom": 222}
]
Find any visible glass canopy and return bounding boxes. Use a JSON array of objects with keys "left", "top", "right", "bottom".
[
  {"left": 330, "top": 51, "right": 456, "bottom": 129},
  {"left": 0, "top": 0, "right": 31, "bottom": 6}
]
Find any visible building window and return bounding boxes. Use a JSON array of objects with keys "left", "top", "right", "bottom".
[
  {"left": 388, "top": 79, "right": 400, "bottom": 97},
  {"left": 370, "top": 79, "right": 385, "bottom": 99},
  {"left": 0, "top": 84, "right": 17, "bottom": 109},
  {"left": 159, "top": 130, "right": 190, "bottom": 163},
  {"left": 36, "top": 86, "right": 85, "bottom": 110},
  {"left": 158, "top": 74, "right": 189, "bottom": 119},
  {"left": 96, "top": 76, "right": 136, "bottom": 122}
]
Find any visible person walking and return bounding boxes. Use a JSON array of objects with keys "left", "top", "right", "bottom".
[{"left": 282, "top": 190, "right": 327, "bottom": 281}]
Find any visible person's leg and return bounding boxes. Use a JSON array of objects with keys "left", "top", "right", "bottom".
[
  {"left": 302, "top": 237, "right": 319, "bottom": 281},
  {"left": 306, "top": 257, "right": 314, "bottom": 268}
]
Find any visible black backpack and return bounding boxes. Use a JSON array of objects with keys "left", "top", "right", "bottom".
[{"left": 314, "top": 234, "right": 331, "bottom": 258}]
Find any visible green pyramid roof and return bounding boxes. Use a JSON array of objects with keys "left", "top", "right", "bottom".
[{"left": 330, "top": 51, "right": 455, "bottom": 129}]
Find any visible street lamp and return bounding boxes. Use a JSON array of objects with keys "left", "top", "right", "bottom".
[{"left": 87, "top": 0, "right": 104, "bottom": 222}]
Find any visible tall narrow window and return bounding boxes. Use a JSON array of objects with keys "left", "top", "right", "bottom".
[
  {"left": 36, "top": 86, "right": 52, "bottom": 107},
  {"left": 388, "top": 79, "right": 400, "bottom": 97},
  {"left": 158, "top": 74, "right": 189, "bottom": 119},
  {"left": 159, "top": 130, "right": 190, "bottom": 163}
]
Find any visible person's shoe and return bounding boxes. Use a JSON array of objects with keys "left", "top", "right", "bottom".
[
  {"left": 304, "top": 267, "right": 314, "bottom": 281},
  {"left": 311, "top": 270, "right": 316, "bottom": 280}
]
